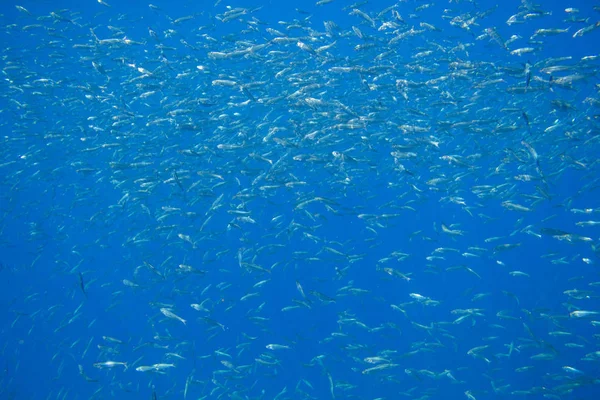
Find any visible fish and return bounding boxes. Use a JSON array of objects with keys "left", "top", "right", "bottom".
[
  {"left": 159, "top": 308, "right": 187, "bottom": 325},
  {"left": 1, "top": 1, "right": 599, "bottom": 400}
]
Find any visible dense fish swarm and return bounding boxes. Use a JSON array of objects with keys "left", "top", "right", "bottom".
[{"left": 1, "top": 1, "right": 600, "bottom": 399}]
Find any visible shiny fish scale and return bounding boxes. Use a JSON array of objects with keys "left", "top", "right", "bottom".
[{"left": 1, "top": 1, "right": 599, "bottom": 400}]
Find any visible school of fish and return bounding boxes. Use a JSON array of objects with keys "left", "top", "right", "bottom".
[{"left": 1, "top": 0, "right": 599, "bottom": 399}]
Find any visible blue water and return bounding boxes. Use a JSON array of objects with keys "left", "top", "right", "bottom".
[{"left": 1, "top": 0, "right": 599, "bottom": 399}]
